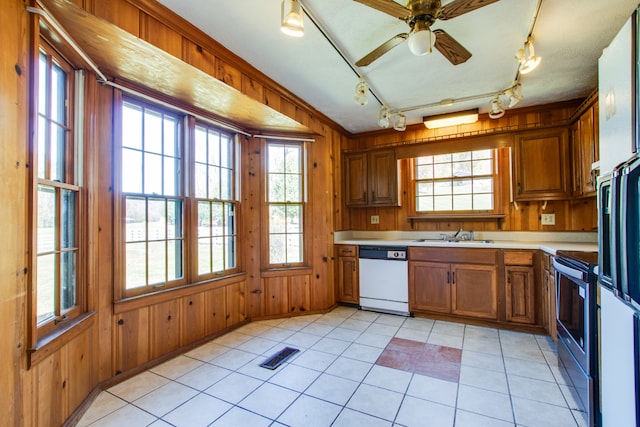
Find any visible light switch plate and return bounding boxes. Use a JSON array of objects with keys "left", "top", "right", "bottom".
[
  {"left": 371, "top": 215, "right": 380, "bottom": 224},
  {"left": 541, "top": 213, "right": 555, "bottom": 225}
]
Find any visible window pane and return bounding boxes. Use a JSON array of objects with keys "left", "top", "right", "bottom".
[
  {"left": 473, "top": 159, "right": 493, "bottom": 175},
  {"left": 144, "top": 153, "right": 162, "bottom": 195},
  {"left": 453, "top": 179, "right": 472, "bottom": 195},
  {"left": 37, "top": 185, "right": 56, "bottom": 253},
  {"left": 198, "top": 202, "right": 211, "bottom": 237},
  {"left": 434, "top": 163, "right": 452, "bottom": 179},
  {"left": 270, "top": 234, "right": 286, "bottom": 264},
  {"left": 221, "top": 168, "right": 232, "bottom": 200},
  {"left": 125, "top": 197, "right": 146, "bottom": 242},
  {"left": 195, "top": 163, "right": 207, "bottom": 198},
  {"left": 434, "top": 154, "right": 451, "bottom": 163},
  {"left": 226, "top": 236, "right": 236, "bottom": 269},
  {"left": 285, "top": 146, "right": 301, "bottom": 173},
  {"left": 417, "top": 182, "right": 433, "bottom": 196},
  {"left": 38, "top": 53, "right": 47, "bottom": 115},
  {"left": 212, "top": 236, "right": 224, "bottom": 272},
  {"left": 473, "top": 177, "right": 493, "bottom": 193},
  {"left": 168, "top": 240, "right": 183, "bottom": 280},
  {"left": 122, "top": 103, "right": 143, "bottom": 150},
  {"left": 61, "top": 251, "right": 76, "bottom": 310},
  {"left": 269, "top": 174, "right": 285, "bottom": 202},
  {"left": 122, "top": 148, "right": 143, "bottom": 193},
  {"left": 417, "top": 196, "right": 433, "bottom": 212},
  {"left": 147, "top": 241, "right": 166, "bottom": 285},
  {"left": 452, "top": 161, "right": 471, "bottom": 177},
  {"left": 474, "top": 193, "right": 493, "bottom": 210},
  {"left": 286, "top": 205, "right": 302, "bottom": 234},
  {"left": 453, "top": 194, "right": 472, "bottom": 210},
  {"left": 270, "top": 205, "right": 286, "bottom": 234},
  {"left": 37, "top": 116, "right": 46, "bottom": 179},
  {"left": 434, "top": 195, "right": 452, "bottom": 211},
  {"left": 209, "top": 131, "right": 220, "bottom": 166},
  {"left": 285, "top": 175, "right": 302, "bottom": 202},
  {"left": 211, "top": 202, "right": 224, "bottom": 236},
  {"left": 50, "top": 122, "right": 65, "bottom": 182},
  {"left": 417, "top": 156, "right": 433, "bottom": 165},
  {"left": 220, "top": 136, "right": 232, "bottom": 168},
  {"left": 198, "top": 237, "right": 211, "bottom": 275},
  {"left": 208, "top": 165, "right": 220, "bottom": 199},
  {"left": 51, "top": 62, "right": 66, "bottom": 123},
  {"left": 148, "top": 199, "right": 166, "bottom": 241},
  {"left": 37, "top": 253, "right": 56, "bottom": 324},
  {"left": 268, "top": 145, "right": 285, "bottom": 173},
  {"left": 434, "top": 180, "right": 452, "bottom": 195},
  {"left": 452, "top": 152, "right": 471, "bottom": 162},
  {"left": 163, "top": 117, "right": 178, "bottom": 157},
  {"left": 144, "top": 110, "right": 163, "bottom": 154},
  {"left": 416, "top": 164, "right": 433, "bottom": 180},
  {"left": 473, "top": 149, "right": 493, "bottom": 160},
  {"left": 61, "top": 189, "right": 76, "bottom": 249},
  {"left": 286, "top": 234, "right": 303, "bottom": 263},
  {"left": 164, "top": 156, "right": 179, "bottom": 197},
  {"left": 225, "top": 203, "right": 235, "bottom": 235},
  {"left": 126, "top": 243, "right": 146, "bottom": 289},
  {"left": 168, "top": 199, "right": 182, "bottom": 239}
]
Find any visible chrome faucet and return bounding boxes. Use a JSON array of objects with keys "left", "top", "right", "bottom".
[{"left": 453, "top": 228, "right": 463, "bottom": 238}]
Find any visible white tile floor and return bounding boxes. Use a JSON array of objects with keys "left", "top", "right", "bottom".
[{"left": 77, "top": 307, "right": 587, "bottom": 427}]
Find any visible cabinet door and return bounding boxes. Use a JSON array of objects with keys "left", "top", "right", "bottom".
[
  {"left": 204, "top": 286, "right": 227, "bottom": 336},
  {"left": 369, "top": 149, "right": 398, "bottom": 206},
  {"left": 226, "top": 281, "right": 246, "bottom": 327},
  {"left": 181, "top": 292, "right": 205, "bottom": 346},
  {"left": 289, "top": 275, "right": 311, "bottom": 313},
  {"left": 514, "top": 128, "right": 570, "bottom": 200},
  {"left": 505, "top": 266, "right": 536, "bottom": 324},
  {"left": 338, "top": 256, "right": 359, "bottom": 303},
  {"left": 344, "top": 152, "right": 368, "bottom": 207},
  {"left": 579, "top": 105, "right": 598, "bottom": 195},
  {"left": 150, "top": 300, "right": 180, "bottom": 359},
  {"left": 409, "top": 261, "right": 451, "bottom": 313},
  {"left": 264, "top": 277, "right": 289, "bottom": 316},
  {"left": 114, "top": 308, "right": 150, "bottom": 375},
  {"left": 451, "top": 264, "right": 498, "bottom": 319}
]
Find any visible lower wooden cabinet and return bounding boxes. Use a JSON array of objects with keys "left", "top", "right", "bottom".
[
  {"left": 504, "top": 251, "right": 536, "bottom": 325},
  {"left": 542, "top": 252, "right": 557, "bottom": 340},
  {"left": 263, "top": 274, "right": 311, "bottom": 316},
  {"left": 336, "top": 245, "right": 359, "bottom": 304},
  {"left": 409, "top": 247, "right": 499, "bottom": 321}
]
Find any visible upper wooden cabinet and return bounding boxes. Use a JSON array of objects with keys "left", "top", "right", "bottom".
[
  {"left": 571, "top": 102, "right": 599, "bottom": 197},
  {"left": 513, "top": 128, "right": 571, "bottom": 200},
  {"left": 344, "top": 149, "right": 399, "bottom": 207}
]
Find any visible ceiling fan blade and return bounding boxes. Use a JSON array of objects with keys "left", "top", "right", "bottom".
[
  {"left": 439, "top": 0, "right": 500, "bottom": 20},
  {"left": 353, "top": 0, "right": 412, "bottom": 20},
  {"left": 433, "top": 29, "right": 471, "bottom": 65},
  {"left": 356, "top": 33, "right": 409, "bottom": 67}
]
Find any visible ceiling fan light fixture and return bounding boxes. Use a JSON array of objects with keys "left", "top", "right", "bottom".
[
  {"left": 488, "top": 96, "right": 506, "bottom": 119},
  {"left": 393, "top": 113, "right": 406, "bottom": 131},
  {"left": 517, "top": 37, "right": 541, "bottom": 74},
  {"left": 407, "top": 21, "right": 436, "bottom": 56},
  {"left": 378, "top": 105, "right": 391, "bottom": 128},
  {"left": 354, "top": 78, "right": 369, "bottom": 106},
  {"left": 423, "top": 109, "right": 478, "bottom": 129},
  {"left": 281, "top": 0, "right": 304, "bottom": 37}
]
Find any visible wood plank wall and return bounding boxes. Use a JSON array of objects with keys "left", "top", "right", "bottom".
[
  {"left": 342, "top": 104, "right": 598, "bottom": 233},
  {"left": 2, "top": 0, "right": 345, "bottom": 424}
]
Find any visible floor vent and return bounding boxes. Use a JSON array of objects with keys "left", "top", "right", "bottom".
[{"left": 259, "top": 347, "right": 300, "bottom": 370}]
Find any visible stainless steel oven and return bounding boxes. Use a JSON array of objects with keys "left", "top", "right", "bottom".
[{"left": 554, "top": 251, "right": 599, "bottom": 427}]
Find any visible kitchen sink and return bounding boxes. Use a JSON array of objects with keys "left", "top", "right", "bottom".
[{"left": 413, "top": 238, "right": 494, "bottom": 244}]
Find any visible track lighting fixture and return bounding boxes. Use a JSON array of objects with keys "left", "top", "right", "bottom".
[
  {"left": 505, "top": 83, "right": 523, "bottom": 108},
  {"left": 516, "top": 37, "right": 541, "bottom": 74},
  {"left": 281, "top": 0, "right": 304, "bottom": 37},
  {"left": 354, "top": 78, "right": 369, "bottom": 106},
  {"left": 393, "top": 113, "right": 406, "bottom": 131},
  {"left": 488, "top": 96, "right": 505, "bottom": 119},
  {"left": 378, "top": 105, "right": 390, "bottom": 128}
]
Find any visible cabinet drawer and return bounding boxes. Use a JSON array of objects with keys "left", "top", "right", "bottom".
[
  {"left": 504, "top": 251, "right": 534, "bottom": 266},
  {"left": 336, "top": 245, "right": 358, "bottom": 257},
  {"left": 409, "top": 247, "right": 497, "bottom": 265}
]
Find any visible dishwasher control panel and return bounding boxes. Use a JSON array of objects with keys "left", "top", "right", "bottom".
[{"left": 359, "top": 245, "right": 407, "bottom": 260}]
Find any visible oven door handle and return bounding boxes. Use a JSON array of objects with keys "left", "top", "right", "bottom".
[{"left": 553, "top": 260, "right": 585, "bottom": 282}]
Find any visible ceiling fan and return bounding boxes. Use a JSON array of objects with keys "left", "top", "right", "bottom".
[{"left": 354, "top": 0, "right": 500, "bottom": 67}]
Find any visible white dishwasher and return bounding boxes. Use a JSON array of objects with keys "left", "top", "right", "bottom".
[{"left": 358, "top": 245, "right": 409, "bottom": 316}]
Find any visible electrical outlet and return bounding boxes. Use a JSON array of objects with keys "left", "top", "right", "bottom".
[
  {"left": 541, "top": 213, "right": 556, "bottom": 225},
  {"left": 370, "top": 215, "right": 380, "bottom": 225}
]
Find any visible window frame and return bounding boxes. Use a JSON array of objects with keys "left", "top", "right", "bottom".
[
  {"left": 410, "top": 148, "right": 501, "bottom": 216},
  {"left": 29, "top": 41, "right": 85, "bottom": 342},
  {"left": 263, "top": 139, "right": 308, "bottom": 269}
]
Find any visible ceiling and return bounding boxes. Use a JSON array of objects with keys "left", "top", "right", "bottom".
[{"left": 155, "top": 0, "right": 638, "bottom": 134}]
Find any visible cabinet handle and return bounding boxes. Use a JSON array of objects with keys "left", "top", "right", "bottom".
[
  {"left": 517, "top": 183, "right": 521, "bottom": 194},
  {"left": 363, "top": 191, "right": 367, "bottom": 202},
  {"left": 447, "top": 271, "right": 450, "bottom": 284},
  {"left": 452, "top": 272, "right": 455, "bottom": 284},
  {"left": 371, "top": 191, "right": 375, "bottom": 201}
]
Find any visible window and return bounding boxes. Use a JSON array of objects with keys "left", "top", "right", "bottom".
[
  {"left": 118, "top": 98, "right": 239, "bottom": 296},
  {"left": 121, "top": 100, "right": 184, "bottom": 292},
  {"left": 195, "top": 123, "right": 237, "bottom": 277},
  {"left": 266, "top": 142, "right": 305, "bottom": 266},
  {"left": 33, "top": 45, "right": 81, "bottom": 336},
  {"left": 415, "top": 149, "right": 495, "bottom": 212}
]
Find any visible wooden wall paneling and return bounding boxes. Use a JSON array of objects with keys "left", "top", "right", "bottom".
[
  {"left": 92, "top": 0, "right": 140, "bottom": 36},
  {"left": 243, "top": 136, "right": 263, "bottom": 318},
  {"left": 181, "top": 292, "right": 206, "bottom": 346},
  {"left": 35, "top": 349, "right": 67, "bottom": 426},
  {"left": 66, "top": 330, "right": 94, "bottom": 417},
  {"left": 182, "top": 39, "right": 217, "bottom": 76},
  {"left": 150, "top": 299, "right": 180, "bottom": 359},
  {"left": 216, "top": 59, "right": 242, "bottom": 92},
  {"left": 204, "top": 286, "right": 226, "bottom": 336},
  {"left": 114, "top": 308, "right": 150, "bottom": 374},
  {"left": 139, "top": 13, "right": 182, "bottom": 58},
  {"left": 571, "top": 197, "right": 598, "bottom": 231},
  {"left": 279, "top": 97, "right": 297, "bottom": 122},
  {"left": 264, "top": 88, "right": 282, "bottom": 112},
  {"left": 263, "top": 277, "right": 289, "bottom": 316},
  {"left": 289, "top": 275, "right": 311, "bottom": 313},
  {"left": 1, "top": 1, "right": 29, "bottom": 425},
  {"left": 242, "top": 74, "right": 264, "bottom": 102},
  {"left": 225, "top": 281, "right": 246, "bottom": 326}
]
